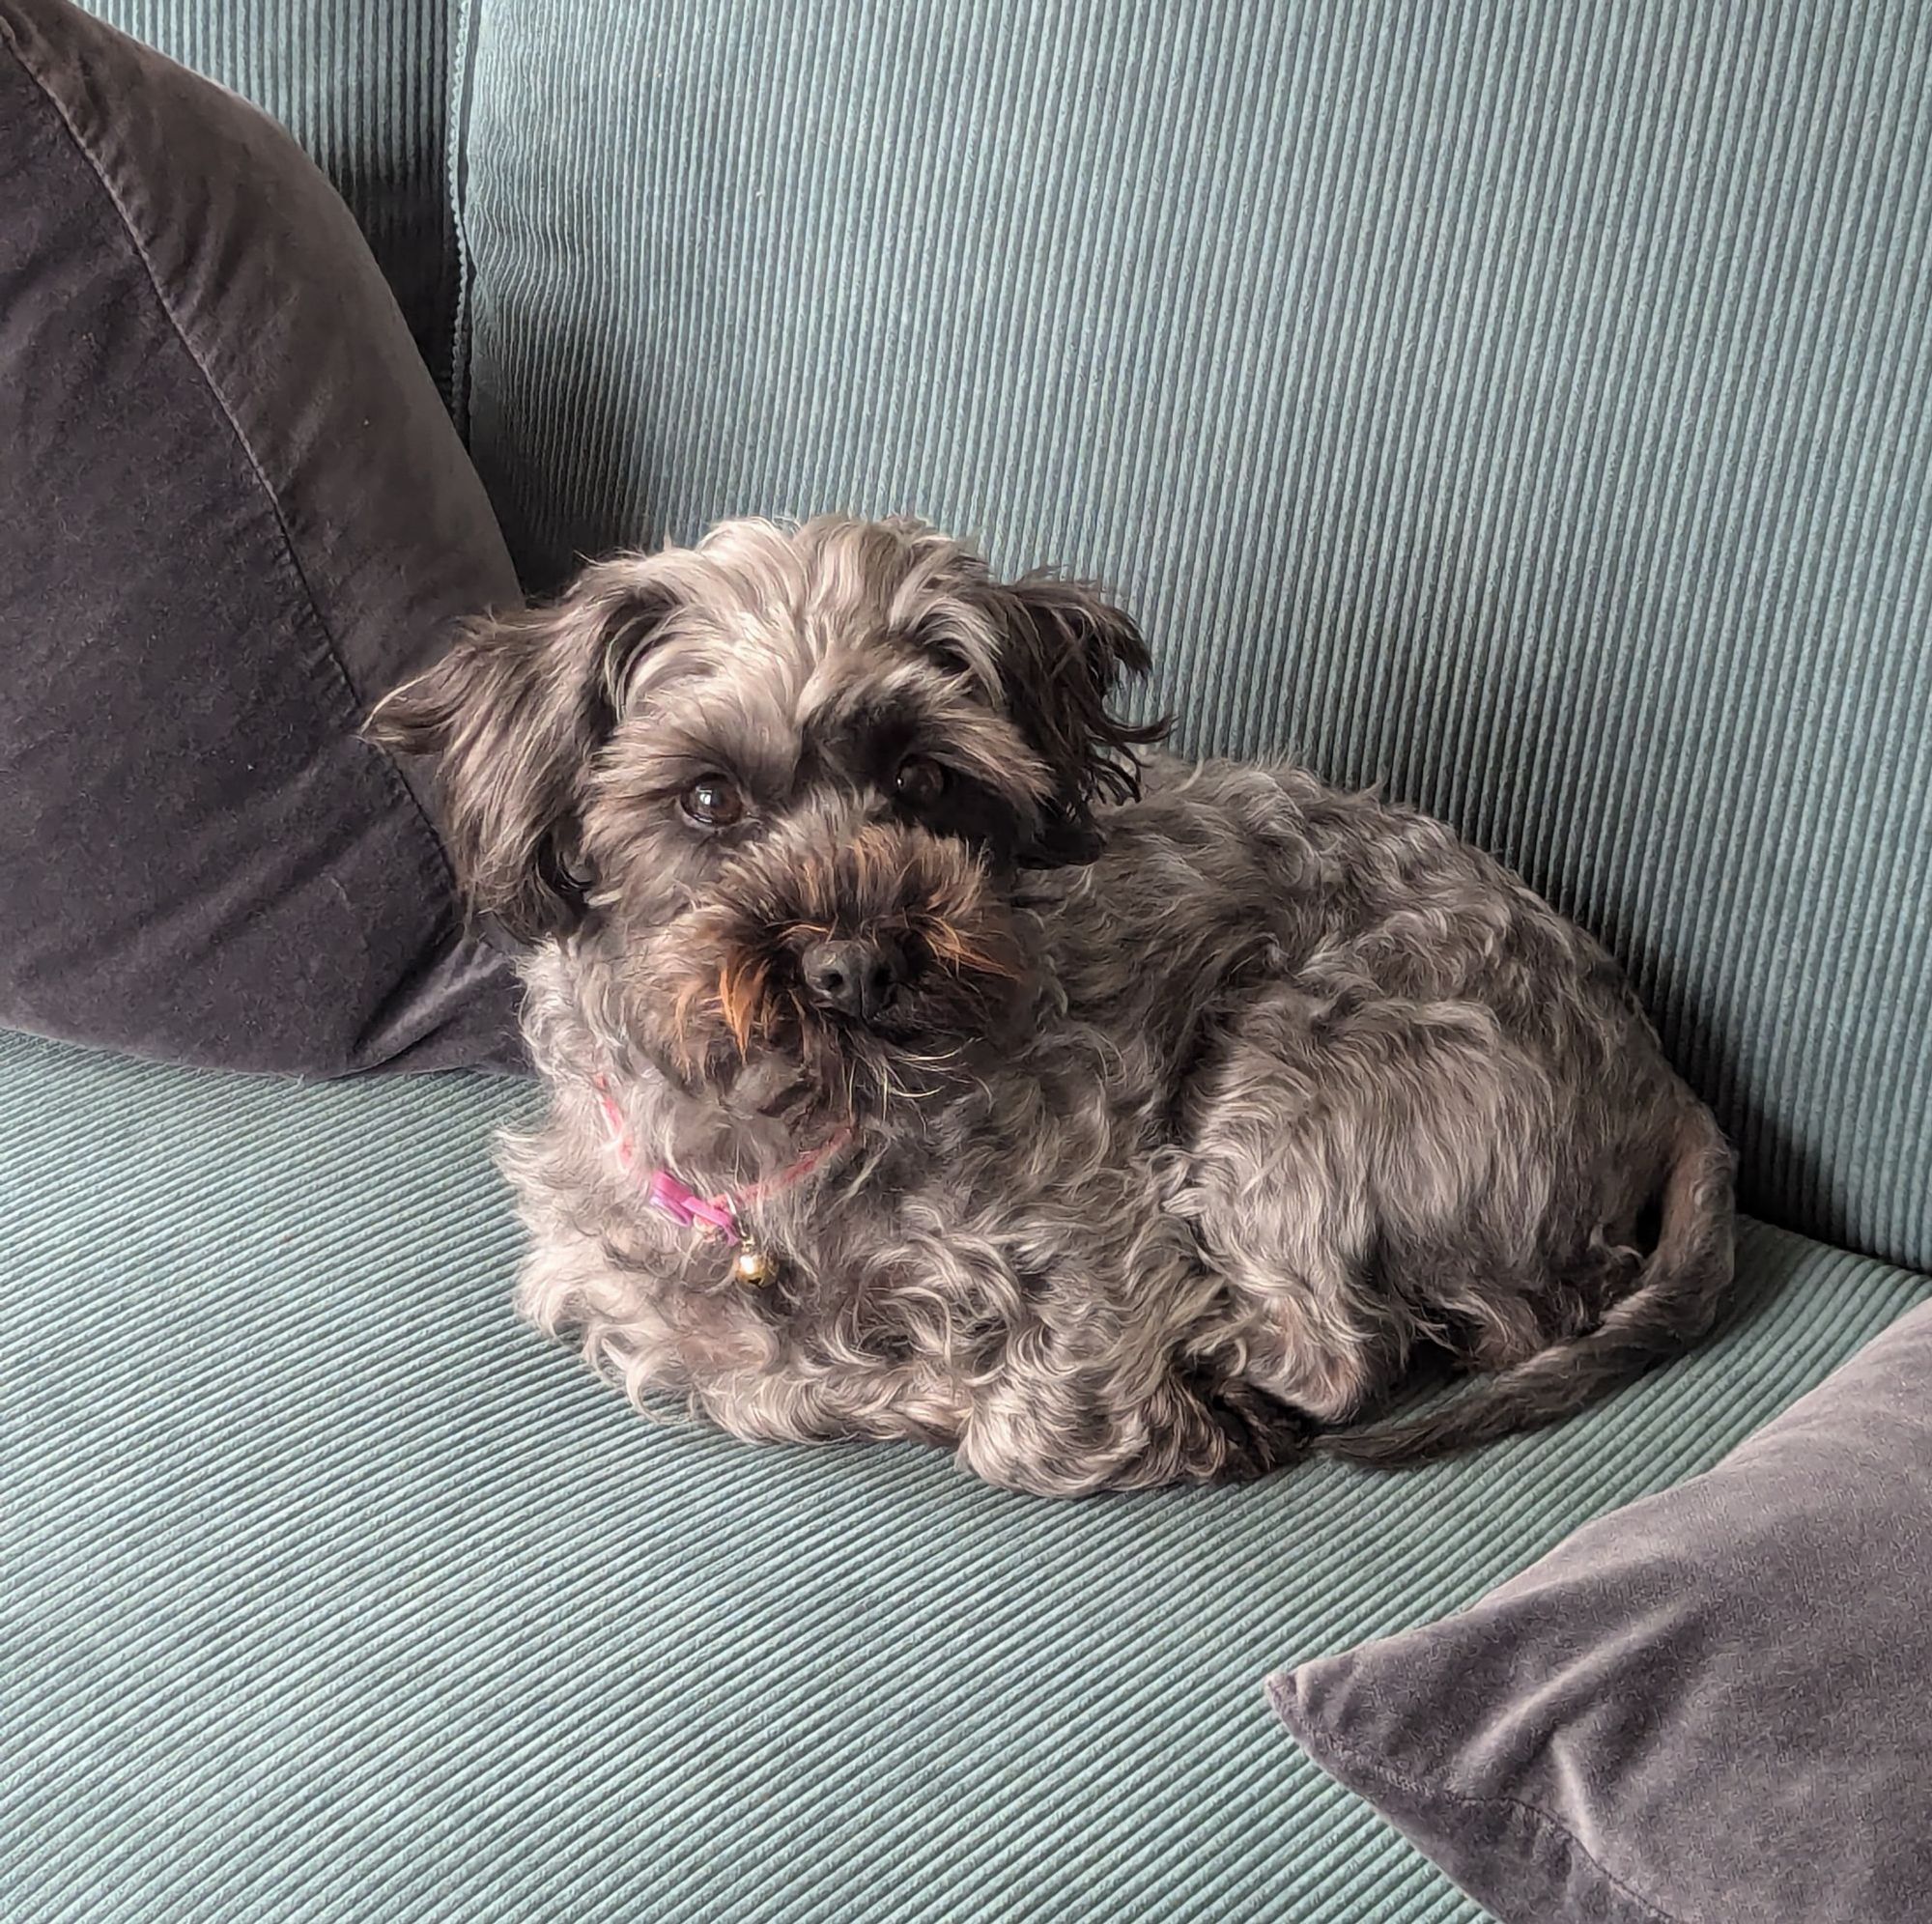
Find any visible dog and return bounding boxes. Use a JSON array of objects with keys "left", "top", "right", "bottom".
[{"left": 369, "top": 515, "right": 1735, "bottom": 1496}]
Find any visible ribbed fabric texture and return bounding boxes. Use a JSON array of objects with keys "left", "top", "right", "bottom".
[
  {"left": 458, "top": 0, "right": 1932, "bottom": 1274},
  {"left": 2, "top": 1029, "right": 1924, "bottom": 1921},
  {"left": 78, "top": 0, "right": 459, "bottom": 392}
]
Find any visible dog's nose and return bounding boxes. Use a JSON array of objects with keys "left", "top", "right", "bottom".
[{"left": 800, "top": 938, "right": 904, "bottom": 1021}]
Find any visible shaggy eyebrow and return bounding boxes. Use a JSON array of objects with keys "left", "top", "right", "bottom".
[
  {"left": 611, "top": 706, "right": 800, "bottom": 802},
  {"left": 800, "top": 692, "right": 1047, "bottom": 816},
  {"left": 803, "top": 691, "right": 923, "bottom": 765}
]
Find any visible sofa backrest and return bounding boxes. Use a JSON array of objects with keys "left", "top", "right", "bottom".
[{"left": 90, "top": 0, "right": 1932, "bottom": 1275}]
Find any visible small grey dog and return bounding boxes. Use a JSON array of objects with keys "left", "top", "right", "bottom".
[{"left": 371, "top": 516, "right": 1734, "bottom": 1496}]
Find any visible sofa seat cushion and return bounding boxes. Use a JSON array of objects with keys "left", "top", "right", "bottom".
[{"left": 3, "top": 1030, "right": 1926, "bottom": 1920}]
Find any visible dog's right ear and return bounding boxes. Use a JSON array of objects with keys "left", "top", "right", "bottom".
[{"left": 365, "top": 559, "right": 677, "bottom": 944}]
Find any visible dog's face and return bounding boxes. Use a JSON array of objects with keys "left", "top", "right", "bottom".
[{"left": 371, "top": 517, "right": 1161, "bottom": 1125}]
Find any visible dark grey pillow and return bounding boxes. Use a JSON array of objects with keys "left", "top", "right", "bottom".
[
  {"left": 0, "top": 0, "right": 523, "bottom": 1075},
  {"left": 1270, "top": 1298, "right": 1932, "bottom": 1923}
]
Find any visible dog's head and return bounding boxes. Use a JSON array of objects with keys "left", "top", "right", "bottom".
[{"left": 369, "top": 516, "right": 1162, "bottom": 1121}]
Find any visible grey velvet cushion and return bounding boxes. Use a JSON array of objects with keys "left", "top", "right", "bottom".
[
  {"left": 79, "top": 0, "right": 465, "bottom": 397},
  {"left": 1270, "top": 1296, "right": 1932, "bottom": 1923},
  {"left": 0, "top": 0, "right": 523, "bottom": 1075}
]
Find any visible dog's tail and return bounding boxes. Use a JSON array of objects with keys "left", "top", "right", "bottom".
[{"left": 1319, "top": 1107, "right": 1736, "bottom": 1470}]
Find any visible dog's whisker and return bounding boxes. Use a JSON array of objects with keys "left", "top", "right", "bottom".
[{"left": 895, "top": 1044, "right": 966, "bottom": 1069}]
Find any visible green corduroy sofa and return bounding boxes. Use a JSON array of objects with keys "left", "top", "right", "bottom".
[{"left": 7, "top": 3, "right": 1931, "bottom": 1918}]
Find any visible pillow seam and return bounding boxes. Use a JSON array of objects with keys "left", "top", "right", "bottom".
[
  {"left": 446, "top": 0, "right": 485, "bottom": 440},
  {"left": 1299, "top": 1719, "right": 1682, "bottom": 1924},
  {"left": 3, "top": 19, "right": 471, "bottom": 915}
]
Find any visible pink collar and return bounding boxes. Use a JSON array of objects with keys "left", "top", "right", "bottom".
[{"left": 591, "top": 1073, "right": 848, "bottom": 1248}]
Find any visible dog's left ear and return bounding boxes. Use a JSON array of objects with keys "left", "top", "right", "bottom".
[{"left": 991, "top": 571, "right": 1169, "bottom": 863}]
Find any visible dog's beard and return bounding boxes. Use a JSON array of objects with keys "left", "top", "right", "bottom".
[{"left": 621, "top": 825, "right": 1031, "bottom": 1131}]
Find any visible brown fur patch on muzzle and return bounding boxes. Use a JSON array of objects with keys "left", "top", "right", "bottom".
[{"left": 672, "top": 824, "right": 1028, "bottom": 1068}]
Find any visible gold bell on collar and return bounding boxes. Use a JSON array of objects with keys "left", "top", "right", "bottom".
[{"left": 732, "top": 1242, "right": 777, "bottom": 1286}]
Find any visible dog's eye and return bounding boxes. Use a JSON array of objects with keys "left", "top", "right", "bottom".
[
  {"left": 894, "top": 754, "right": 947, "bottom": 809},
  {"left": 679, "top": 775, "right": 746, "bottom": 829}
]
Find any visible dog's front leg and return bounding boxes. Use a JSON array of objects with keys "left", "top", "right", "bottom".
[
  {"left": 952, "top": 1357, "right": 1307, "bottom": 1496},
  {"left": 946, "top": 1262, "right": 1312, "bottom": 1497}
]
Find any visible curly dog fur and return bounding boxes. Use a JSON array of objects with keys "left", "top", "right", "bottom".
[{"left": 370, "top": 515, "right": 1734, "bottom": 1495}]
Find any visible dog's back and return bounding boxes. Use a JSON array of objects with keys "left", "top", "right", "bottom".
[{"left": 1041, "top": 752, "right": 1735, "bottom": 1455}]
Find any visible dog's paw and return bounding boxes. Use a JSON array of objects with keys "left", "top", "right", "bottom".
[{"left": 1203, "top": 1378, "right": 1314, "bottom": 1483}]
